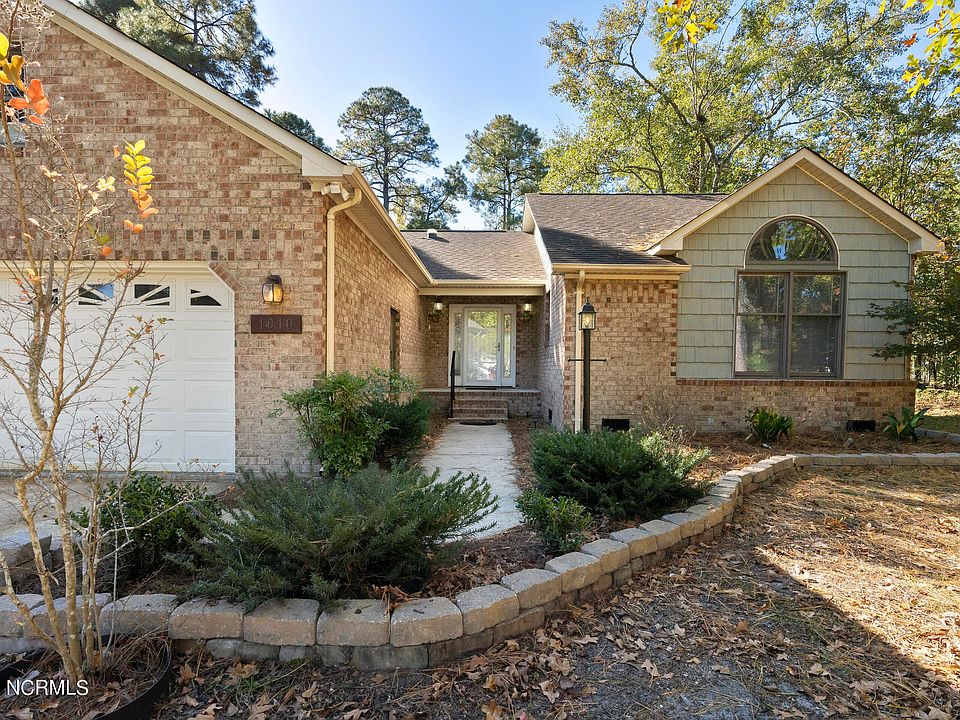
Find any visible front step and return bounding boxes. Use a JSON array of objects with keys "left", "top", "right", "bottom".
[{"left": 451, "top": 397, "right": 508, "bottom": 422}]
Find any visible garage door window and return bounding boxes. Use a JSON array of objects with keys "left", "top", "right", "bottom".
[
  {"left": 134, "top": 283, "right": 171, "bottom": 306},
  {"left": 78, "top": 282, "right": 114, "bottom": 306}
]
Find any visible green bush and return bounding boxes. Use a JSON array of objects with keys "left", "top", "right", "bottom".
[
  {"left": 283, "top": 369, "right": 430, "bottom": 477},
  {"left": 182, "top": 464, "right": 496, "bottom": 608},
  {"left": 883, "top": 406, "right": 929, "bottom": 441},
  {"left": 745, "top": 407, "right": 794, "bottom": 445},
  {"left": 370, "top": 395, "right": 431, "bottom": 462},
  {"left": 531, "top": 429, "right": 709, "bottom": 521},
  {"left": 516, "top": 490, "right": 591, "bottom": 554},
  {"left": 69, "top": 473, "right": 220, "bottom": 581}
]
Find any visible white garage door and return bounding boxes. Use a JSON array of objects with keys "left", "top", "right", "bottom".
[{"left": 0, "top": 267, "right": 236, "bottom": 473}]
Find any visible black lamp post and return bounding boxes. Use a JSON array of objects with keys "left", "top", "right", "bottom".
[{"left": 578, "top": 299, "right": 597, "bottom": 433}]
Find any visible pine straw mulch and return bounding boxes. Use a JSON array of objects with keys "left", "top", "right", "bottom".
[
  {"left": 418, "top": 427, "right": 959, "bottom": 599},
  {"left": 917, "top": 388, "right": 960, "bottom": 434},
  {"left": 153, "top": 465, "right": 960, "bottom": 720}
]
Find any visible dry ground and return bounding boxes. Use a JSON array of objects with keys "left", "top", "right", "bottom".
[
  {"left": 150, "top": 465, "right": 960, "bottom": 720},
  {"left": 918, "top": 388, "right": 960, "bottom": 434}
]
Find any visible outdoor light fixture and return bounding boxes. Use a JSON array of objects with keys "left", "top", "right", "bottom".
[
  {"left": 261, "top": 274, "right": 283, "bottom": 304},
  {"left": 520, "top": 301, "right": 534, "bottom": 320},
  {"left": 578, "top": 299, "right": 597, "bottom": 330},
  {"left": 428, "top": 300, "right": 443, "bottom": 321}
]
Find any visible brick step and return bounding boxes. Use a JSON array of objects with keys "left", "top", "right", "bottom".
[
  {"left": 453, "top": 416, "right": 505, "bottom": 424},
  {"left": 453, "top": 400, "right": 509, "bottom": 410},
  {"left": 453, "top": 402, "right": 508, "bottom": 412},
  {"left": 452, "top": 408, "right": 507, "bottom": 419}
]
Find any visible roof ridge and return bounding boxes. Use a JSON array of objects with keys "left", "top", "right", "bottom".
[{"left": 529, "top": 192, "right": 728, "bottom": 197}]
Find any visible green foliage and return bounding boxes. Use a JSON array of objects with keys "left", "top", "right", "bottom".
[
  {"left": 541, "top": 0, "right": 925, "bottom": 194},
  {"left": 745, "top": 407, "right": 794, "bottom": 445},
  {"left": 283, "top": 369, "right": 431, "bottom": 477},
  {"left": 370, "top": 395, "right": 431, "bottom": 462},
  {"left": 69, "top": 473, "right": 220, "bottom": 580},
  {"left": 283, "top": 371, "right": 388, "bottom": 478},
  {"left": 85, "top": 0, "right": 276, "bottom": 106},
  {"left": 464, "top": 114, "right": 546, "bottom": 229},
  {"left": 264, "top": 109, "right": 329, "bottom": 151},
  {"left": 883, "top": 406, "right": 929, "bottom": 441},
  {"left": 337, "top": 86, "right": 439, "bottom": 212},
  {"left": 399, "top": 163, "right": 468, "bottom": 230},
  {"left": 183, "top": 465, "right": 496, "bottom": 608},
  {"left": 530, "top": 429, "right": 708, "bottom": 521},
  {"left": 516, "top": 490, "right": 591, "bottom": 554},
  {"left": 870, "top": 245, "right": 960, "bottom": 374}
]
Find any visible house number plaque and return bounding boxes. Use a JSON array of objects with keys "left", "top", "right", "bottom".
[{"left": 250, "top": 314, "right": 303, "bottom": 334}]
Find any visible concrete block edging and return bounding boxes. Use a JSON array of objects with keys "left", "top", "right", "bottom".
[{"left": 2, "top": 444, "right": 958, "bottom": 667}]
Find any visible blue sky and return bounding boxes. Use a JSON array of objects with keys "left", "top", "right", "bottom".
[{"left": 255, "top": 1, "right": 615, "bottom": 228}]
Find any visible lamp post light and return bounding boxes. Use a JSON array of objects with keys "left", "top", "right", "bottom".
[{"left": 578, "top": 299, "right": 597, "bottom": 433}]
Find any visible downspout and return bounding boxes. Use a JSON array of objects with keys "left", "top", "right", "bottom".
[
  {"left": 573, "top": 269, "right": 585, "bottom": 432},
  {"left": 323, "top": 184, "right": 363, "bottom": 374}
]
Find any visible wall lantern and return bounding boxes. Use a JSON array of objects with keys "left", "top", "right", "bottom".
[
  {"left": 519, "top": 301, "right": 534, "bottom": 320},
  {"left": 578, "top": 299, "right": 597, "bottom": 330},
  {"left": 428, "top": 300, "right": 443, "bottom": 321},
  {"left": 261, "top": 274, "right": 283, "bottom": 304}
]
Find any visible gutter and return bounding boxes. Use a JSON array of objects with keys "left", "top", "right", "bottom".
[{"left": 323, "top": 183, "right": 363, "bottom": 374}]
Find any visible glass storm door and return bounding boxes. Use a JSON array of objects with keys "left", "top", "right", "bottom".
[{"left": 457, "top": 306, "right": 515, "bottom": 387}]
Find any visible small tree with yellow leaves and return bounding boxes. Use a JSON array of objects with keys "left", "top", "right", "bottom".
[{"left": 1, "top": 0, "right": 168, "bottom": 682}]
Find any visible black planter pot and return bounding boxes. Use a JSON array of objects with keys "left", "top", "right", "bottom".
[{"left": 0, "top": 637, "right": 173, "bottom": 720}]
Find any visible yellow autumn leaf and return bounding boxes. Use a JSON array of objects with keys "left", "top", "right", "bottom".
[
  {"left": 134, "top": 154, "right": 151, "bottom": 167},
  {"left": 125, "top": 139, "right": 146, "bottom": 155},
  {"left": 0, "top": 33, "right": 8, "bottom": 60}
]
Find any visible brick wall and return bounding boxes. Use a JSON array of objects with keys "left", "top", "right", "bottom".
[
  {"left": 8, "top": 22, "right": 425, "bottom": 472},
  {"left": 560, "top": 278, "right": 679, "bottom": 431},
  {"left": 673, "top": 379, "right": 916, "bottom": 432},
  {"left": 537, "top": 275, "right": 567, "bottom": 427},
  {"left": 334, "top": 218, "right": 425, "bottom": 381},
  {"left": 554, "top": 274, "right": 916, "bottom": 433}
]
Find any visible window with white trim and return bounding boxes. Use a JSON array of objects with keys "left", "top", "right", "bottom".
[{"left": 735, "top": 218, "right": 844, "bottom": 378}]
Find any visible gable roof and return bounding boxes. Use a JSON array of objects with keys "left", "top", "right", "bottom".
[
  {"left": 44, "top": 0, "right": 432, "bottom": 286},
  {"left": 403, "top": 230, "right": 546, "bottom": 284},
  {"left": 651, "top": 148, "right": 941, "bottom": 255},
  {"left": 523, "top": 193, "right": 725, "bottom": 266}
]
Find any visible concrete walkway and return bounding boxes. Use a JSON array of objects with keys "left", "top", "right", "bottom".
[{"left": 420, "top": 421, "right": 522, "bottom": 538}]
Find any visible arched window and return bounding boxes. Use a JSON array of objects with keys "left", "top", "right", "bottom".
[{"left": 735, "top": 218, "right": 844, "bottom": 378}]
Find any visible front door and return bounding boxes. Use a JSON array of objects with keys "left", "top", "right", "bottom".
[{"left": 450, "top": 305, "right": 516, "bottom": 387}]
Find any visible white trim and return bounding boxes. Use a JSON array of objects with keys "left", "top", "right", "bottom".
[
  {"left": 447, "top": 304, "right": 518, "bottom": 389},
  {"left": 740, "top": 215, "right": 842, "bottom": 269},
  {"left": 651, "top": 149, "right": 940, "bottom": 254}
]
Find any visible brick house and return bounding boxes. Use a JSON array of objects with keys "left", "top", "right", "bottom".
[{"left": 0, "top": 0, "right": 940, "bottom": 474}]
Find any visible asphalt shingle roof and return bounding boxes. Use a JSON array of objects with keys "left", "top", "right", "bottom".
[
  {"left": 525, "top": 193, "right": 727, "bottom": 265},
  {"left": 403, "top": 230, "right": 546, "bottom": 283}
]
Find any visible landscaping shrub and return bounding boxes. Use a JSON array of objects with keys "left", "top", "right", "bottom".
[
  {"left": 516, "top": 490, "right": 591, "bottom": 554},
  {"left": 69, "top": 473, "right": 220, "bottom": 581},
  {"left": 370, "top": 395, "right": 431, "bottom": 461},
  {"left": 531, "top": 429, "right": 709, "bottom": 521},
  {"left": 182, "top": 464, "right": 496, "bottom": 608},
  {"left": 883, "top": 406, "right": 929, "bottom": 441},
  {"left": 745, "top": 407, "right": 794, "bottom": 445},
  {"left": 283, "top": 369, "right": 430, "bottom": 476}
]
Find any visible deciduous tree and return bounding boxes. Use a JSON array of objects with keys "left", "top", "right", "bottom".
[
  {"left": 464, "top": 114, "right": 545, "bottom": 229},
  {"left": 1, "top": 1, "right": 168, "bottom": 682},
  {"left": 542, "top": 0, "right": 921, "bottom": 194},
  {"left": 337, "top": 86, "right": 438, "bottom": 213}
]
